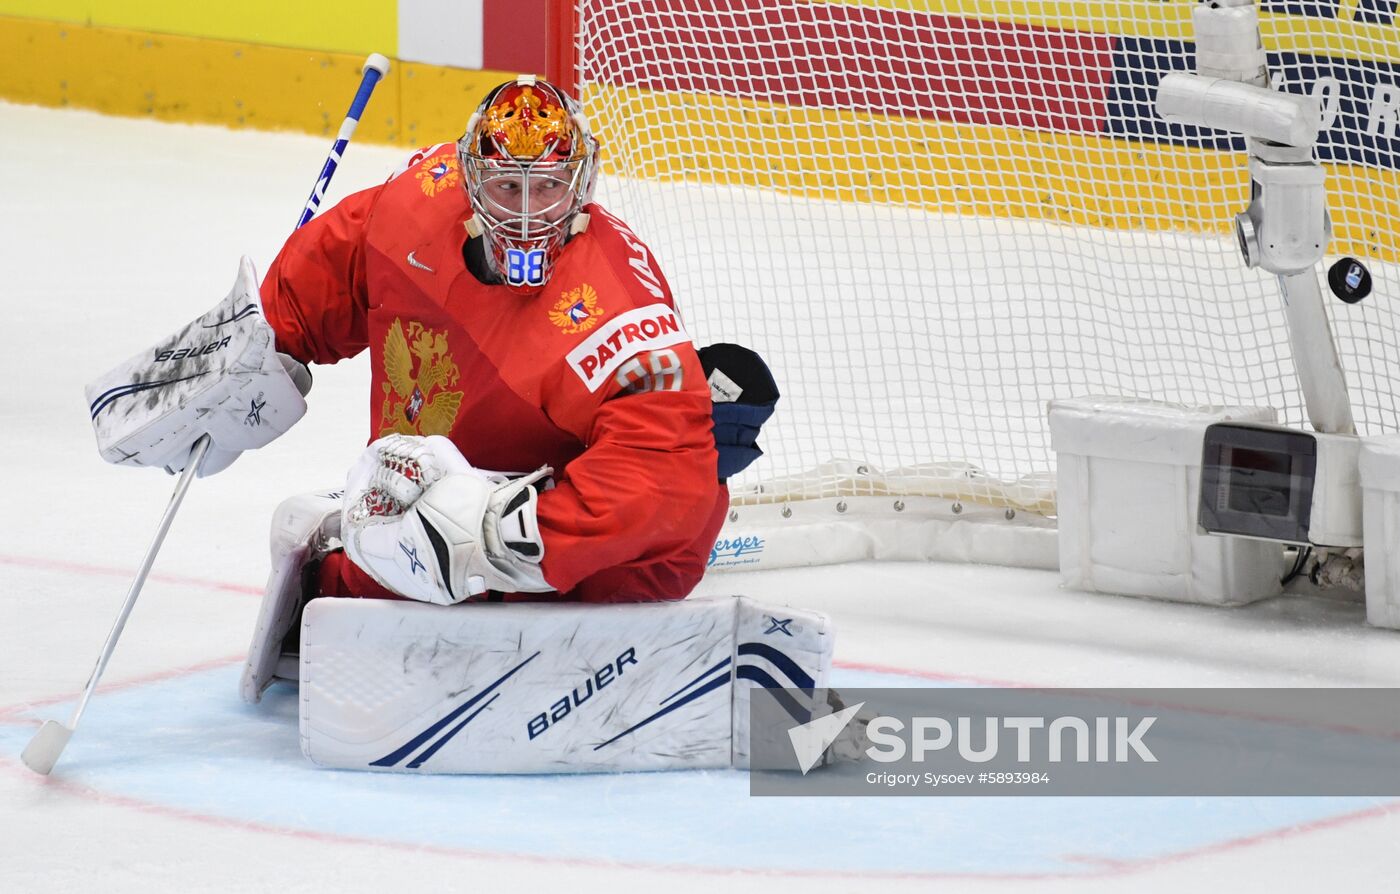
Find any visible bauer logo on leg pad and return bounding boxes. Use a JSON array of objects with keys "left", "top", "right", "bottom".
[{"left": 528, "top": 647, "right": 638, "bottom": 740}]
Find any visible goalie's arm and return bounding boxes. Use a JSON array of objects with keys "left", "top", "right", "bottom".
[
  {"left": 338, "top": 360, "right": 723, "bottom": 604},
  {"left": 535, "top": 350, "right": 724, "bottom": 599},
  {"left": 259, "top": 183, "right": 383, "bottom": 365}
]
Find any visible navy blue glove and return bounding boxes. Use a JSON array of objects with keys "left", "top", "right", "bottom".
[{"left": 698, "top": 343, "right": 779, "bottom": 483}]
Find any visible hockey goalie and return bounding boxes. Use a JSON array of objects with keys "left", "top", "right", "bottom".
[{"left": 84, "top": 76, "right": 832, "bottom": 773}]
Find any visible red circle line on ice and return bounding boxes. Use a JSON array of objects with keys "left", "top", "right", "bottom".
[{"left": 3, "top": 552, "right": 1400, "bottom": 882}]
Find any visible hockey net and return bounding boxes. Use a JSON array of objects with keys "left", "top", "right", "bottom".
[{"left": 566, "top": 1, "right": 1399, "bottom": 526}]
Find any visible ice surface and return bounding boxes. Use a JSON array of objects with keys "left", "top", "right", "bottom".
[{"left": 3, "top": 101, "right": 1400, "bottom": 892}]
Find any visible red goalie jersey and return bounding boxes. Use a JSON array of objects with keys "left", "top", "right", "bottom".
[{"left": 260, "top": 144, "right": 726, "bottom": 603}]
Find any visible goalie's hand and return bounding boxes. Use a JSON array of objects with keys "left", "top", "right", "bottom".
[
  {"left": 698, "top": 343, "right": 779, "bottom": 482},
  {"left": 343, "top": 434, "right": 470, "bottom": 521},
  {"left": 342, "top": 436, "right": 554, "bottom": 603}
]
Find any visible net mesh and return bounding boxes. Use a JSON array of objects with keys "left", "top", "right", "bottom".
[{"left": 573, "top": 0, "right": 1400, "bottom": 510}]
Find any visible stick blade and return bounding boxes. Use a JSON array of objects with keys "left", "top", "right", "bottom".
[{"left": 21, "top": 720, "right": 73, "bottom": 775}]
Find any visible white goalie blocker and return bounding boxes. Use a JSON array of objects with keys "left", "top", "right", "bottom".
[
  {"left": 286, "top": 595, "right": 832, "bottom": 773},
  {"left": 85, "top": 256, "right": 311, "bottom": 476}
]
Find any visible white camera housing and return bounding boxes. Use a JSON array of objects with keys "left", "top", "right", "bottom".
[
  {"left": 1234, "top": 142, "right": 1332, "bottom": 274},
  {"left": 1157, "top": 73, "right": 1329, "bottom": 274},
  {"left": 1156, "top": 73, "right": 1320, "bottom": 147}
]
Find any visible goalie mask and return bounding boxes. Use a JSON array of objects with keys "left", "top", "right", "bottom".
[{"left": 457, "top": 77, "right": 599, "bottom": 293}]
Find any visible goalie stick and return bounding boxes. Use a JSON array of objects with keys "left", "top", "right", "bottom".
[
  {"left": 21, "top": 436, "right": 211, "bottom": 774},
  {"left": 297, "top": 54, "right": 391, "bottom": 230},
  {"left": 21, "top": 54, "right": 392, "bottom": 776}
]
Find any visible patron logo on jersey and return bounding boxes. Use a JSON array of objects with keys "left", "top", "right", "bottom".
[{"left": 565, "top": 303, "right": 691, "bottom": 391}]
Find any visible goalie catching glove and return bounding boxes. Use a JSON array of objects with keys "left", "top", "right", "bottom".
[
  {"left": 342, "top": 434, "right": 554, "bottom": 603},
  {"left": 85, "top": 256, "right": 311, "bottom": 477}
]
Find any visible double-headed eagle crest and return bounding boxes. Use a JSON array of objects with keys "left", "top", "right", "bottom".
[
  {"left": 379, "top": 318, "right": 463, "bottom": 437},
  {"left": 548, "top": 283, "right": 604, "bottom": 335},
  {"left": 416, "top": 155, "right": 460, "bottom": 197}
]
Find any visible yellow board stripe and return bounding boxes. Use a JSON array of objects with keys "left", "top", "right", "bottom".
[
  {"left": 0, "top": 16, "right": 509, "bottom": 146},
  {"left": 0, "top": 1, "right": 396, "bottom": 56},
  {"left": 2, "top": 16, "right": 1394, "bottom": 263},
  {"left": 807, "top": 0, "right": 1400, "bottom": 65},
  {"left": 587, "top": 84, "right": 1400, "bottom": 263}
]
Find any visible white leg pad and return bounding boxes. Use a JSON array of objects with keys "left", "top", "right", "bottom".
[
  {"left": 731, "top": 599, "right": 835, "bottom": 769},
  {"left": 240, "top": 489, "right": 343, "bottom": 704},
  {"left": 296, "top": 595, "right": 832, "bottom": 773}
]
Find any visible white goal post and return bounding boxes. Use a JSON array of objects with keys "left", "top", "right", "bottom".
[{"left": 548, "top": 0, "right": 1400, "bottom": 571}]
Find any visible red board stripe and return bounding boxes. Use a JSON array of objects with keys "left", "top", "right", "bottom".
[
  {"left": 581, "top": 0, "right": 1117, "bottom": 134},
  {"left": 484, "top": 0, "right": 552, "bottom": 76}
]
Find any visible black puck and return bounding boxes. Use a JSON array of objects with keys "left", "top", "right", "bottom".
[{"left": 1328, "top": 257, "right": 1372, "bottom": 304}]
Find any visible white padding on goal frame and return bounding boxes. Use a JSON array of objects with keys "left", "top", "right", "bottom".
[{"left": 709, "top": 494, "right": 1058, "bottom": 573}]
